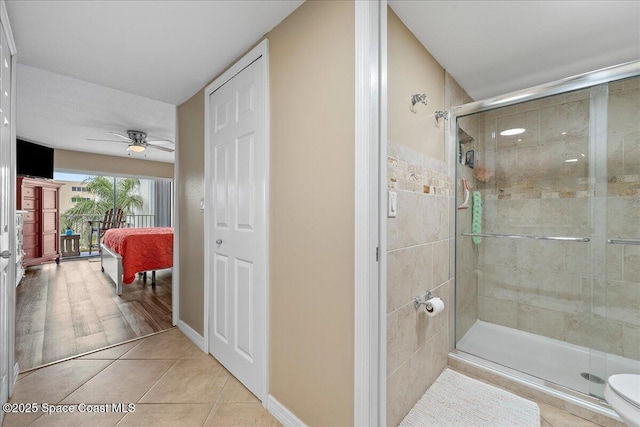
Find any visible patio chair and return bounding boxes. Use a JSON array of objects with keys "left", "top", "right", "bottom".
[{"left": 88, "top": 208, "right": 126, "bottom": 254}]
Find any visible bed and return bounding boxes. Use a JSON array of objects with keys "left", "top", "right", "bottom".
[{"left": 100, "top": 227, "right": 173, "bottom": 295}]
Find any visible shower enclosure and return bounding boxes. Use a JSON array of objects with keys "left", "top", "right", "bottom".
[{"left": 453, "top": 62, "right": 640, "bottom": 410}]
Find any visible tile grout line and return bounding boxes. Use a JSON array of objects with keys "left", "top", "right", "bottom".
[
  {"left": 56, "top": 358, "right": 119, "bottom": 404},
  {"left": 18, "top": 330, "right": 172, "bottom": 426},
  {"left": 21, "top": 357, "right": 121, "bottom": 427},
  {"left": 387, "top": 320, "right": 449, "bottom": 379},
  {"left": 90, "top": 332, "right": 186, "bottom": 426},
  {"left": 120, "top": 331, "right": 193, "bottom": 409},
  {"left": 134, "top": 358, "right": 181, "bottom": 405},
  {"left": 201, "top": 374, "right": 231, "bottom": 427},
  {"left": 116, "top": 353, "right": 228, "bottom": 427}
]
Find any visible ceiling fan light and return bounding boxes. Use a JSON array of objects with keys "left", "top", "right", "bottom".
[{"left": 127, "top": 144, "right": 146, "bottom": 152}]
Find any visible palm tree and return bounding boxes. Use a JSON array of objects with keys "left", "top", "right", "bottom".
[
  {"left": 114, "top": 178, "right": 144, "bottom": 213},
  {"left": 62, "top": 176, "right": 144, "bottom": 230}
]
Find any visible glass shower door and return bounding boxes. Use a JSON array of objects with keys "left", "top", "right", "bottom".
[
  {"left": 454, "top": 83, "right": 614, "bottom": 397},
  {"left": 598, "top": 76, "right": 640, "bottom": 396},
  {"left": 453, "top": 65, "right": 640, "bottom": 407}
]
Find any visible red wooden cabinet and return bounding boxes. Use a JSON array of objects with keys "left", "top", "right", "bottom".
[{"left": 17, "top": 176, "right": 63, "bottom": 266}]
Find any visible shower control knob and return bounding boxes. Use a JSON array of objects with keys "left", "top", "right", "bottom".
[{"left": 216, "top": 239, "right": 222, "bottom": 245}]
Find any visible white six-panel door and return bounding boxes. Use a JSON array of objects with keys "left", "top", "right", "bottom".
[{"left": 206, "top": 56, "right": 266, "bottom": 400}]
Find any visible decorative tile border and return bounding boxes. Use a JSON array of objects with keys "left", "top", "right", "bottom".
[
  {"left": 478, "top": 174, "right": 640, "bottom": 200},
  {"left": 387, "top": 142, "right": 452, "bottom": 196}
]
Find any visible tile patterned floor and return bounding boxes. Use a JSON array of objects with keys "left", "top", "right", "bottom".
[
  {"left": 539, "top": 403, "right": 611, "bottom": 427},
  {"left": 4, "top": 327, "right": 613, "bottom": 427},
  {"left": 2, "top": 328, "right": 281, "bottom": 427}
]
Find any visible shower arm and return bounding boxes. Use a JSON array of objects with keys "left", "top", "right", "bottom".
[
  {"left": 435, "top": 110, "right": 449, "bottom": 122},
  {"left": 411, "top": 93, "right": 427, "bottom": 108}
]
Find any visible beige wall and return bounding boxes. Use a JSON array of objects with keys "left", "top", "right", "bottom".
[
  {"left": 176, "top": 1, "right": 355, "bottom": 425},
  {"left": 387, "top": 8, "right": 445, "bottom": 161},
  {"left": 268, "top": 1, "right": 354, "bottom": 425},
  {"left": 386, "top": 9, "right": 473, "bottom": 426},
  {"left": 177, "top": 90, "right": 206, "bottom": 334},
  {"left": 54, "top": 149, "right": 174, "bottom": 179}
]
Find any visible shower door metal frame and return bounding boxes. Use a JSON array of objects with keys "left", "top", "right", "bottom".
[
  {"left": 450, "top": 60, "right": 640, "bottom": 119},
  {"left": 449, "top": 60, "right": 640, "bottom": 417}
]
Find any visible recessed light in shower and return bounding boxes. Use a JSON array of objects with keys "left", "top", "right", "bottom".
[{"left": 500, "top": 128, "right": 526, "bottom": 136}]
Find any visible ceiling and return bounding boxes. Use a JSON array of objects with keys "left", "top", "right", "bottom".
[
  {"left": 390, "top": 0, "right": 640, "bottom": 100},
  {"left": 7, "top": 1, "right": 640, "bottom": 165},
  {"left": 6, "top": 0, "right": 303, "bottom": 164},
  {"left": 17, "top": 64, "right": 176, "bottom": 163},
  {"left": 7, "top": 0, "right": 304, "bottom": 106}
]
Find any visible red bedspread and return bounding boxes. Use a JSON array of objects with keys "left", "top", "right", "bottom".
[{"left": 102, "top": 227, "right": 173, "bottom": 285}]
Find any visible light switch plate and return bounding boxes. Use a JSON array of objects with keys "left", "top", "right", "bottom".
[{"left": 388, "top": 191, "right": 397, "bottom": 218}]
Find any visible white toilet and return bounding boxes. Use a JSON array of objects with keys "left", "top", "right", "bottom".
[{"left": 604, "top": 374, "right": 640, "bottom": 427}]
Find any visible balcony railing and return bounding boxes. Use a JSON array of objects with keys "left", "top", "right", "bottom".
[
  {"left": 124, "top": 214, "right": 156, "bottom": 229},
  {"left": 61, "top": 214, "right": 157, "bottom": 253}
]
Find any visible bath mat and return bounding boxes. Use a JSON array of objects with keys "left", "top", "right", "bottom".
[{"left": 399, "top": 368, "right": 540, "bottom": 427}]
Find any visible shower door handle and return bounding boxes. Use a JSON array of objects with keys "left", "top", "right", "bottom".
[
  {"left": 607, "top": 238, "right": 640, "bottom": 245},
  {"left": 461, "top": 232, "right": 590, "bottom": 242}
]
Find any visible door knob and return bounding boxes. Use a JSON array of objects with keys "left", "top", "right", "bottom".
[
  {"left": 216, "top": 239, "right": 222, "bottom": 245},
  {"left": 0, "top": 250, "right": 11, "bottom": 259}
]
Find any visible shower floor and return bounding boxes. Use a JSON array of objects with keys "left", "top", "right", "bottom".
[{"left": 457, "top": 320, "right": 640, "bottom": 399}]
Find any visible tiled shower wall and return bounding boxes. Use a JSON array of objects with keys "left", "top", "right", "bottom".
[
  {"left": 386, "top": 142, "right": 451, "bottom": 427},
  {"left": 386, "top": 73, "right": 471, "bottom": 427},
  {"left": 465, "top": 76, "right": 640, "bottom": 360}
]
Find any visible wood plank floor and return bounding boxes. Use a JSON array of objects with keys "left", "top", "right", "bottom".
[{"left": 16, "top": 258, "right": 172, "bottom": 371}]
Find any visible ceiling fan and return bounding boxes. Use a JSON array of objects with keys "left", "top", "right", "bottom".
[{"left": 87, "top": 130, "right": 174, "bottom": 153}]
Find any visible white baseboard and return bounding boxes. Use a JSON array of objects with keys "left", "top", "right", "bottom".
[
  {"left": 267, "top": 395, "right": 307, "bottom": 427},
  {"left": 177, "top": 320, "right": 206, "bottom": 353}
]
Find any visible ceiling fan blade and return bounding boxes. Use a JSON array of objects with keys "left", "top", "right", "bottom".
[
  {"left": 146, "top": 139, "right": 175, "bottom": 144},
  {"left": 109, "top": 131, "right": 133, "bottom": 141},
  {"left": 146, "top": 144, "right": 174, "bottom": 152},
  {"left": 87, "top": 138, "right": 130, "bottom": 143}
]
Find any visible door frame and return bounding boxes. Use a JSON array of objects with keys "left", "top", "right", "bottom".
[
  {"left": 1, "top": 0, "right": 17, "bottom": 399},
  {"left": 202, "top": 39, "right": 270, "bottom": 404},
  {"left": 354, "top": 1, "right": 384, "bottom": 425},
  {"left": 172, "top": 108, "right": 179, "bottom": 327}
]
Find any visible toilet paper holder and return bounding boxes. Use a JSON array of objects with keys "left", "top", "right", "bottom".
[{"left": 414, "top": 291, "right": 433, "bottom": 310}]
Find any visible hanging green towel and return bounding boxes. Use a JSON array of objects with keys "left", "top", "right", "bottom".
[{"left": 472, "top": 191, "right": 482, "bottom": 245}]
